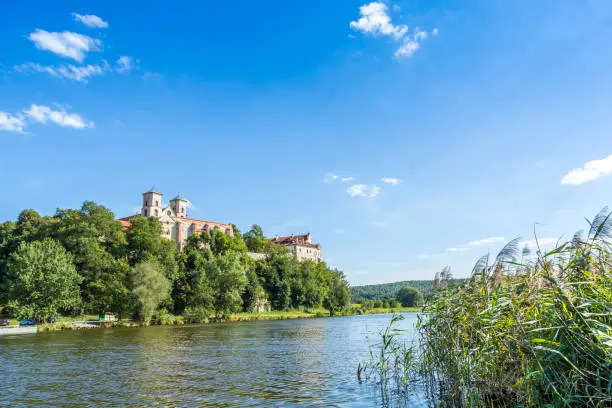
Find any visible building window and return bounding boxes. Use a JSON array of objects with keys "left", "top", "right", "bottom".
[
  {"left": 181, "top": 207, "right": 184, "bottom": 213},
  {"left": 144, "top": 209, "right": 148, "bottom": 216},
  {"left": 155, "top": 201, "right": 159, "bottom": 206},
  {"left": 145, "top": 201, "right": 148, "bottom": 206},
  {"left": 155, "top": 209, "right": 159, "bottom": 216},
  {"left": 167, "top": 210, "right": 171, "bottom": 216}
]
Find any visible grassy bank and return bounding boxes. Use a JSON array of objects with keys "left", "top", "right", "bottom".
[{"left": 33, "top": 306, "right": 417, "bottom": 332}]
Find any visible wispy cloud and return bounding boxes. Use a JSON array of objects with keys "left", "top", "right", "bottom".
[
  {"left": 72, "top": 13, "right": 108, "bottom": 29},
  {"left": 334, "top": 228, "right": 345, "bottom": 234},
  {"left": 444, "top": 246, "right": 472, "bottom": 253},
  {"left": 0, "top": 112, "right": 27, "bottom": 133},
  {"left": 468, "top": 236, "right": 505, "bottom": 246},
  {"left": 24, "top": 104, "right": 93, "bottom": 129},
  {"left": 116, "top": 56, "right": 135, "bottom": 73},
  {"left": 14, "top": 61, "right": 110, "bottom": 82},
  {"left": 28, "top": 29, "right": 101, "bottom": 62},
  {"left": 324, "top": 172, "right": 353, "bottom": 183},
  {"left": 1, "top": 104, "right": 93, "bottom": 133},
  {"left": 518, "top": 238, "right": 559, "bottom": 248},
  {"left": 346, "top": 184, "right": 381, "bottom": 198},
  {"left": 381, "top": 177, "right": 402, "bottom": 185},
  {"left": 349, "top": 2, "right": 438, "bottom": 59},
  {"left": 561, "top": 154, "right": 612, "bottom": 185}
]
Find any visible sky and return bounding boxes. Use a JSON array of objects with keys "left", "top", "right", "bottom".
[{"left": 2, "top": 0, "right": 612, "bottom": 285}]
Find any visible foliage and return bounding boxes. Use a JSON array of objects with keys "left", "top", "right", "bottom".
[
  {"left": 358, "top": 314, "right": 417, "bottom": 406},
  {"left": 130, "top": 261, "right": 170, "bottom": 324},
  {"left": 395, "top": 286, "right": 424, "bottom": 307},
  {"left": 417, "top": 208, "right": 612, "bottom": 407},
  {"left": 352, "top": 280, "right": 456, "bottom": 303},
  {"left": 204, "top": 253, "right": 248, "bottom": 318},
  {"left": 5, "top": 238, "right": 82, "bottom": 320},
  {"left": 323, "top": 270, "right": 351, "bottom": 315},
  {"left": 0, "top": 201, "right": 351, "bottom": 322}
]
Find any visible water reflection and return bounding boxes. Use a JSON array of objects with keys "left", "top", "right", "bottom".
[{"left": 1, "top": 313, "right": 426, "bottom": 407}]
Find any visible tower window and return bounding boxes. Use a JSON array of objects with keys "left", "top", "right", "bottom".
[
  {"left": 155, "top": 209, "right": 159, "bottom": 216},
  {"left": 144, "top": 209, "right": 148, "bottom": 216},
  {"left": 155, "top": 201, "right": 159, "bottom": 206},
  {"left": 145, "top": 201, "right": 148, "bottom": 206}
]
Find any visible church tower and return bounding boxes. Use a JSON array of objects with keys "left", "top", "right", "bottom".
[
  {"left": 142, "top": 188, "right": 163, "bottom": 217},
  {"left": 170, "top": 194, "right": 189, "bottom": 218}
]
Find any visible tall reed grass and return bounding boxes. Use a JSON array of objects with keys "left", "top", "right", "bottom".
[
  {"left": 419, "top": 208, "right": 612, "bottom": 407},
  {"left": 360, "top": 208, "right": 611, "bottom": 407}
]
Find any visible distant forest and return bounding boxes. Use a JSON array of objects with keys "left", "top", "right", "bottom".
[{"left": 351, "top": 279, "right": 463, "bottom": 302}]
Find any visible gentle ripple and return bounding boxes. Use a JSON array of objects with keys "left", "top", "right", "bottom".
[{"left": 0, "top": 313, "right": 428, "bottom": 407}]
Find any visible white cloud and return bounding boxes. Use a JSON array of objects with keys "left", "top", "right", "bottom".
[
  {"left": 15, "top": 61, "right": 110, "bottom": 82},
  {"left": 116, "top": 56, "right": 135, "bottom": 74},
  {"left": 381, "top": 177, "right": 402, "bottom": 185},
  {"left": 350, "top": 3, "right": 438, "bottom": 59},
  {"left": 561, "top": 154, "right": 612, "bottom": 185},
  {"left": 346, "top": 184, "right": 381, "bottom": 197},
  {"left": 519, "top": 238, "right": 558, "bottom": 248},
  {"left": 350, "top": 2, "right": 408, "bottom": 40},
  {"left": 24, "top": 104, "right": 93, "bottom": 129},
  {"left": 334, "top": 228, "right": 345, "bottom": 234},
  {"left": 444, "top": 247, "right": 472, "bottom": 252},
  {"left": 468, "top": 236, "right": 505, "bottom": 246},
  {"left": 325, "top": 173, "right": 353, "bottom": 183},
  {"left": 394, "top": 40, "right": 420, "bottom": 58},
  {"left": 28, "top": 29, "right": 101, "bottom": 62},
  {"left": 0, "top": 112, "right": 26, "bottom": 133},
  {"left": 72, "top": 13, "right": 109, "bottom": 29}
]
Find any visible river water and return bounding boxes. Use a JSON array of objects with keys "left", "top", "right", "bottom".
[{"left": 1, "top": 313, "right": 427, "bottom": 407}]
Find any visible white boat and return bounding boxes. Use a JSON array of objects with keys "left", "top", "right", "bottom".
[{"left": 0, "top": 326, "right": 37, "bottom": 335}]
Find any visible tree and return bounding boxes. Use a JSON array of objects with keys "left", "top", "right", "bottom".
[
  {"left": 130, "top": 261, "right": 170, "bottom": 324},
  {"left": 205, "top": 253, "right": 247, "bottom": 318},
  {"left": 396, "top": 286, "right": 424, "bottom": 307},
  {"left": 125, "top": 216, "right": 178, "bottom": 282},
  {"left": 323, "top": 271, "right": 351, "bottom": 315},
  {"left": 6, "top": 239, "right": 82, "bottom": 320},
  {"left": 242, "top": 266, "right": 266, "bottom": 312},
  {"left": 244, "top": 225, "right": 266, "bottom": 252}
]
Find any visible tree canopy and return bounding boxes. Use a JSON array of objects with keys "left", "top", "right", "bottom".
[{"left": 0, "top": 202, "right": 351, "bottom": 321}]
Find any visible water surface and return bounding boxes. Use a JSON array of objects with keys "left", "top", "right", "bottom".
[{"left": 1, "top": 313, "right": 426, "bottom": 407}]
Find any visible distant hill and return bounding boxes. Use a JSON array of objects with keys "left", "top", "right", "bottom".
[{"left": 351, "top": 279, "right": 463, "bottom": 302}]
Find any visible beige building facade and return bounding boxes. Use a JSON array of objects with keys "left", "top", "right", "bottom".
[
  {"left": 120, "top": 189, "right": 233, "bottom": 250},
  {"left": 269, "top": 233, "right": 322, "bottom": 262}
]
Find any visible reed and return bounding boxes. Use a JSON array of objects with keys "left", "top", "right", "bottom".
[{"left": 418, "top": 207, "right": 612, "bottom": 407}]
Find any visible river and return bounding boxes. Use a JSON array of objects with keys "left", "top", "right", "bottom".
[{"left": 0, "top": 313, "right": 427, "bottom": 407}]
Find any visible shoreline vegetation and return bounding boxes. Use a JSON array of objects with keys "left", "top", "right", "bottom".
[
  {"left": 359, "top": 207, "right": 612, "bottom": 408},
  {"left": 29, "top": 307, "right": 422, "bottom": 332}
]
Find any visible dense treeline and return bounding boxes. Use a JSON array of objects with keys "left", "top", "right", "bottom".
[
  {"left": 352, "top": 279, "right": 454, "bottom": 302},
  {"left": 0, "top": 202, "right": 351, "bottom": 323}
]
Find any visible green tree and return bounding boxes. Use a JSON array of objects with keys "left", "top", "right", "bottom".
[
  {"left": 323, "top": 271, "right": 351, "bottom": 315},
  {"left": 130, "top": 261, "right": 170, "bottom": 324},
  {"left": 396, "top": 286, "right": 424, "bottom": 307},
  {"left": 6, "top": 239, "right": 82, "bottom": 320},
  {"left": 125, "top": 216, "right": 178, "bottom": 282},
  {"left": 205, "top": 253, "right": 247, "bottom": 318},
  {"left": 242, "top": 266, "right": 266, "bottom": 312},
  {"left": 244, "top": 224, "right": 266, "bottom": 252}
]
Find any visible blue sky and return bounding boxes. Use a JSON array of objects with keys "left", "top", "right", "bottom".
[{"left": 2, "top": 0, "right": 612, "bottom": 285}]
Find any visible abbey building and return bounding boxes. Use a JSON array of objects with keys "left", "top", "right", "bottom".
[
  {"left": 119, "top": 189, "right": 234, "bottom": 251},
  {"left": 119, "top": 188, "right": 322, "bottom": 261}
]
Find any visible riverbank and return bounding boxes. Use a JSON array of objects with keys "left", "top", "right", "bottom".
[{"left": 33, "top": 306, "right": 421, "bottom": 332}]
